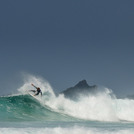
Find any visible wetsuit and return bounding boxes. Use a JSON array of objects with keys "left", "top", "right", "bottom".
[{"left": 35, "top": 88, "right": 42, "bottom": 96}]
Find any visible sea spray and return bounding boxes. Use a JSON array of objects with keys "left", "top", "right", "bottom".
[{"left": 17, "top": 74, "right": 55, "bottom": 97}]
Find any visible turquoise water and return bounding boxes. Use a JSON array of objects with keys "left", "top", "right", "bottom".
[{"left": 0, "top": 95, "right": 75, "bottom": 122}]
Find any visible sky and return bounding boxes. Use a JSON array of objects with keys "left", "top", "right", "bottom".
[{"left": 0, "top": 0, "right": 134, "bottom": 97}]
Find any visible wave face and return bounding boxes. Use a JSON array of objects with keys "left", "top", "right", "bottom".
[
  {"left": 0, "top": 95, "right": 73, "bottom": 122},
  {"left": 1, "top": 75, "right": 134, "bottom": 122}
]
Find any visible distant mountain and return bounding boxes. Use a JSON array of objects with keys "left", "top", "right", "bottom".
[
  {"left": 126, "top": 94, "right": 134, "bottom": 99},
  {"left": 61, "top": 80, "right": 97, "bottom": 99}
]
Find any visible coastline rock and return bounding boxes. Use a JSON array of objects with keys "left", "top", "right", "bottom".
[{"left": 61, "top": 80, "right": 97, "bottom": 99}]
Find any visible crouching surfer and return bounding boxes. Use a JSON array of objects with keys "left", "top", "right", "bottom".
[{"left": 31, "top": 84, "right": 42, "bottom": 96}]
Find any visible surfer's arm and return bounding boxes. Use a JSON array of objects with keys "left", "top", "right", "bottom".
[{"left": 31, "top": 84, "right": 38, "bottom": 89}]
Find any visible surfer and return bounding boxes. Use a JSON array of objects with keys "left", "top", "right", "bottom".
[{"left": 31, "top": 84, "right": 42, "bottom": 96}]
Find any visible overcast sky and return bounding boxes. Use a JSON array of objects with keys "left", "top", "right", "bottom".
[{"left": 0, "top": 0, "right": 134, "bottom": 97}]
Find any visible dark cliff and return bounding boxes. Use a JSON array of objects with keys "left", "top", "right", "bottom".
[{"left": 61, "top": 80, "right": 97, "bottom": 99}]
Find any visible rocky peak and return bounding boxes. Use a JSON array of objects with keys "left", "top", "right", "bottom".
[{"left": 74, "top": 80, "right": 90, "bottom": 89}]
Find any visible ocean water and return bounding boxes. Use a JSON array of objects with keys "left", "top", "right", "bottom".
[{"left": 0, "top": 75, "right": 134, "bottom": 134}]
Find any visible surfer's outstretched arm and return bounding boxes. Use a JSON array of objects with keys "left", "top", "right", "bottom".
[{"left": 31, "top": 84, "right": 37, "bottom": 89}]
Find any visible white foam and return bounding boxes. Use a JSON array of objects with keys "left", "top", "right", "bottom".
[
  {"left": 45, "top": 91, "right": 118, "bottom": 121},
  {"left": 45, "top": 88, "right": 134, "bottom": 122},
  {"left": 0, "top": 127, "right": 134, "bottom": 134}
]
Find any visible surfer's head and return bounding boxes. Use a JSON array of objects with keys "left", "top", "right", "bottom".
[{"left": 37, "top": 87, "right": 40, "bottom": 91}]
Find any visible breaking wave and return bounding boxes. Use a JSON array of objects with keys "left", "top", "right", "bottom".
[{"left": 1, "top": 75, "right": 134, "bottom": 122}]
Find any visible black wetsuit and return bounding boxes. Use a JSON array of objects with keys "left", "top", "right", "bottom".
[
  {"left": 31, "top": 85, "right": 42, "bottom": 96},
  {"left": 35, "top": 88, "right": 42, "bottom": 96}
]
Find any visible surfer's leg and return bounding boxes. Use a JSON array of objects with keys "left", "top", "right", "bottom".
[
  {"left": 34, "top": 92, "right": 39, "bottom": 96},
  {"left": 30, "top": 90, "right": 36, "bottom": 93}
]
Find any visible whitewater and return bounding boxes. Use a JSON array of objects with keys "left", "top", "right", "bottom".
[{"left": 0, "top": 75, "right": 134, "bottom": 134}]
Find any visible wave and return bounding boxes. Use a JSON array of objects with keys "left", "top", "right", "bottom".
[
  {"left": 0, "top": 95, "right": 73, "bottom": 122},
  {"left": 1, "top": 75, "right": 134, "bottom": 122}
]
